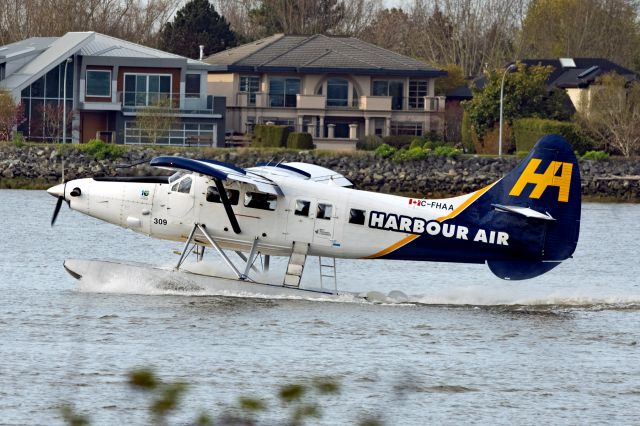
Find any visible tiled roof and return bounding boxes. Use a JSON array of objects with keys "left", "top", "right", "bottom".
[
  {"left": 204, "top": 34, "right": 444, "bottom": 77},
  {"left": 517, "top": 58, "right": 638, "bottom": 88}
]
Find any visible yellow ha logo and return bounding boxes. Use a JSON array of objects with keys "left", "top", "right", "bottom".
[{"left": 509, "top": 158, "right": 573, "bottom": 202}]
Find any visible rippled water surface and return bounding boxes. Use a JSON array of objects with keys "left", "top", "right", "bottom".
[{"left": 1, "top": 190, "right": 639, "bottom": 425}]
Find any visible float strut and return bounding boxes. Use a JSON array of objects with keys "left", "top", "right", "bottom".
[
  {"left": 196, "top": 224, "right": 245, "bottom": 280},
  {"left": 176, "top": 224, "right": 199, "bottom": 270}
]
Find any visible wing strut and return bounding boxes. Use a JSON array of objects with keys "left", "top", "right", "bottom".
[{"left": 214, "top": 178, "right": 241, "bottom": 234}]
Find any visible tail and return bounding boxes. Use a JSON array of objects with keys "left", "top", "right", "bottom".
[{"left": 479, "top": 134, "right": 581, "bottom": 279}]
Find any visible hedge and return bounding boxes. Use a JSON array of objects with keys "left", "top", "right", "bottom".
[
  {"left": 252, "top": 124, "right": 290, "bottom": 148},
  {"left": 286, "top": 132, "right": 314, "bottom": 149},
  {"left": 512, "top": 118, "right": 593, "bottom": 154}
]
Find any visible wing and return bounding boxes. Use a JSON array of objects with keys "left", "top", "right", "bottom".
[
  {"left": 150, "top": 156, "right": 282, "bottom": 195},
  {"left": 248, "top": 162, "right": 352, "bottom": 187}
]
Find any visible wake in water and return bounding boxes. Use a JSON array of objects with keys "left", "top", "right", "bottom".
[{"left": 73, "top": 259, "right": 640, "bottom": 311}]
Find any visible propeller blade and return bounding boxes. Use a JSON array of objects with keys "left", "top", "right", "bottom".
[{"left": 51, "top": 196, "right": 63, "bottom": 226}]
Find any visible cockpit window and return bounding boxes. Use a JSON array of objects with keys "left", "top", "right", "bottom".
[
  {"left": 177, "top": 177, "right": 192, "bottom": 194},
  {"left": 244, "top": 192, "right": 277, "bottom": 211},
  {"left": 206, "top": 187, "right": 239, "bottom": 205},
  {"left": 168, "top": 171, "right": 186, "bottom": 183}
]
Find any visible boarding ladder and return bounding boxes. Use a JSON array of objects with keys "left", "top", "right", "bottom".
[
  {"left": 284, "top": 242, "right": 309, "bottom": 288},
  {"left": 319, "top": 257, "right": 337, "bottom": 294}
]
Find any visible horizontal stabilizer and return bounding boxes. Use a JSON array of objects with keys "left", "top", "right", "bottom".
[{"left": 491, "top": 204, "right": 556, "bottom": 221}]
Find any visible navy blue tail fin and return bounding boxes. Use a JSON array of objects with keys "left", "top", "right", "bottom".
[{"left": 482, "top": 134, "right": 581, "bottom": 279}]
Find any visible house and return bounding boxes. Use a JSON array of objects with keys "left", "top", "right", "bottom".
[
  {"left": 203, "top": 34, "right": 446, "bottom": 149},
  {"left": 0, "top": 32, "right": 226, "bottom": 146},
  {"left": 505, "top": 58, "right": 639, "bottom": 112}
]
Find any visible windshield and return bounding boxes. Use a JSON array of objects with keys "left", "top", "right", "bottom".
[{"left": 168, "top": 171, "right": 186, "bottom": 183}]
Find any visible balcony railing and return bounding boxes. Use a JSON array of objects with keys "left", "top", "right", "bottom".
[
  {"left": 359, "top": 96, "right": 392, "bottom": 111},
  {"left": 118, "top": 92, "right": 219, "bottom": 115}
]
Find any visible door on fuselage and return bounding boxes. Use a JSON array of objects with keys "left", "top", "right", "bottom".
[
  {"left": 153, "top": 174, "right": 195, "bottom": 231},
  {"left": 286, "top": 198, "right": 315, "bottom": 243},
  {"left": 313, "top": 201, "right": 335, "bottom": 246}
]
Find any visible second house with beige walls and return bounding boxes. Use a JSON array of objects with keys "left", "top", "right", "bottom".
[{"left": 204, "top": 34, "right": 446, "bottom": 149}]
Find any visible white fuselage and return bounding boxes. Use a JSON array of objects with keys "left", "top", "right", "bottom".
[{"left": 58, "top": 172, "right": 494, "bottom": 260}]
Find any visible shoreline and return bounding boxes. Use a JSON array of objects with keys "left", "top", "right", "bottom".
[{"left": 1, "top": 143, "right": 638, "bottom": 202}]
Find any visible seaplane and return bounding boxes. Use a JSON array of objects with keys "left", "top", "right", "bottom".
[{"left": 48, "top": 134, "right": 581, "bottom": 300}]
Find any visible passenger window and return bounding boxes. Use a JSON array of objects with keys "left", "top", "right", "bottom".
[
  {"left": 244, "top": 191, "right": 277, "bottom": 211},
  {"left": 317, "top": 203, "right": 332, "bottom": 220},
  {"left": 349, "top": 208, "right": 365, "bottom": 225},
  {"left": 206, "top": 187, "right": 239, "bottom": 205},
  {"left": 294, "top": 200, "right": 310, "bottom": 216},
  {"left": 177, "top": 177, "right": 192, "bottom": 194}
]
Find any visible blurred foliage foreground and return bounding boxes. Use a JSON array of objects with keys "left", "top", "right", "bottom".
[{"left": 59, "top": 368, "right": 382, "bottom": 426}]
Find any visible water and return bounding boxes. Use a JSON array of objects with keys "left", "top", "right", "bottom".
[{"left": 1, "top": 190, "right": 639, "bottom": 425}]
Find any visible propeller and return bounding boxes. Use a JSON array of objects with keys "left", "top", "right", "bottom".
[
  {"left": 48, "top": 182, "right": 67, "bottom": 227},
  {"left": 51, "top": 196, "right": 64, "bottom": 226}
]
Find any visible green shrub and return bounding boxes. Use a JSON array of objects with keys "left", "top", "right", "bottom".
[
  {"left": 12, "top": 131, "right": 24, "bottom": 148},
  {"left": 382, "top": 135, "right": 414, "bottom": 149},
  {"left": 374, "top": 143, "right": 396, "bottom": 158},
  {"left": 409, "top": 137, "right": 424, "bottom": 149},
  {"left": 356, "top": 135, "right": 383, "bottom": 151},
  {"left": 392, "top": 146, "right": 429, "bottom": 162},
  {"left": 581, "top": 150, "right": 609, "bottom": 161},
  {"left": 423, "top": 138, "right": 448, "bottom": 150},
  {"left": 286, "top": 132, "right": 314, "bottom": 149},
  {"left": 433, "top": 146, "right": 462, "bottom": 157},
  {"left": 252, "top": 124, "right": 290, "bottom": 148},
  {"left": 461, "top": 111, "right": 474, "bottom": 153},
  {"left": 512, "top": 118, "right": 593, "bottom": 154},
  {"left": 78, "top": 139, "right": 125, "bottom": 160}
]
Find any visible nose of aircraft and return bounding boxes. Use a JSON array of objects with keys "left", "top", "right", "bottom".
[{"left": 47, "top": 183, "right": 65, "bottom": 198}]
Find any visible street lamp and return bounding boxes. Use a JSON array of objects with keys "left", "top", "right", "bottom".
[
  {"left": 62, "top": 57, "right": 72, "bottom": 144},
  {"left": 498, "top": 63, "right": 516, "bottom": 156}
]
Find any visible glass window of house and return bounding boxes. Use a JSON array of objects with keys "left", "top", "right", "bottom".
[
  {"left": 295, "top": 200, "right": 311, "bottom": 216},
  {"left": 372, "top": 80, "right": 388, "bottom": 96},
  {"left": 409, "top": 80, "right": 428, "bottom": 109},
  {"left": 373, "top": 80, "right": 403, "bottom": 110},
  {"left": 186, "top": 74, "right": 200, "bottom": 98},
  {"left": 317, "top": 203, "right": 332, "bottom": 220},
  {"left": 46, "top": 67, "right": 60, "bottom": 98},
  {"left": 206, "top": 187, "right": 239, "bottom": 204},
  {"left": 124, "top": 74, "right": 172, "bottom": 107},
  {"left": 86, "top": 70, "right": 111, "bottom": 97},
  {"left": 349, "top": 209, "right": 366, "bottom": 225},
  {"left": 269, "top": 77, "right": 300, "bottom": 107},
  {"left": 244, "top": 192, "right": 277, "bottom": 211},
  {"left": 327, "top": 78, "right": 348, "bottom": 107},
  {"left": 240, "top": 76, "right": 260, "bottom": 105}
]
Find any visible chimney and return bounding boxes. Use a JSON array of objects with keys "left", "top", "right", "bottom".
[{"left": 199, "top": 45, "right": 205, "bottom": 60}]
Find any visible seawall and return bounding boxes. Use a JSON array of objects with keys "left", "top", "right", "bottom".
[{"left": 1, "top": 144, "right": 638, "bottom": 201}]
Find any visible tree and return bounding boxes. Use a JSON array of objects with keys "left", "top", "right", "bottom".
[
  {"left": 359, "top": 0, "right": 528, "bottom": 77},
  {"left": 577, "top": 73, "right": 640, "bottom": 157},
  {"left": 159, "top": 0, "right": 236, "bottom": 59},
  {"left": 248, "top": 0, "right": 346, "bottom": 37},
  {"left": 463, "top": 62, "right": 572, "bottom": 137},
  {"left": 0, "top": 0, "right": 180, "bottom": 48},
  {"left": 434, "top": 64, "right": 467, "bottom": 96},
  {"left": 40, "top": 103, "right": 73, "bottom": 143},
  {"left": 135, "top": 98, "right": 178, "bottom": 144},
  {"left": 521, "top": 0, "right": 640, "bottom": 71},
  {"left": 0, "top": 91, "right": 24, "bottom": 141}
]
